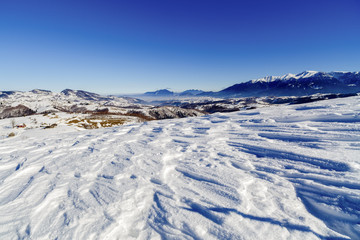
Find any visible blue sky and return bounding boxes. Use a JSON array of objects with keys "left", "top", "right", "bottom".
[{"left": 1, "top": 0, "right": 360, "bottom": 94}]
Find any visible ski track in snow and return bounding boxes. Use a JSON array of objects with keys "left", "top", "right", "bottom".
[{"left": 0, "top": 96, "right": 360, "bottom": 239}]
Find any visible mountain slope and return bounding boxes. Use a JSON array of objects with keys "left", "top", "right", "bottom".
[{"left": 0, "top": 95, "right": 359, "bottom": 239}]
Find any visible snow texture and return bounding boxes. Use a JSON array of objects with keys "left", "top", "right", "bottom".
[{"left": 0, "top": 96, "right": 360, "bottom": 239}]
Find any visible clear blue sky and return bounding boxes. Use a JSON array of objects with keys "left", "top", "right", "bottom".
[{"left": 1, "top": 0, "right": 360, "bottom": 94}]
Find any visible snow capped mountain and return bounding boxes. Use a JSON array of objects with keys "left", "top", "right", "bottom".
[
  {"left": 251, "top": 71, "right": 350, "bottom": 83},
  {"left": 220, "top": 71, "right": 360, "bottom": 97},
  {"left": 140, "top": 71, "right": 360, "bottom": 99},
  {"left": 294, "top": 70, "right": 319, "bottom": 79},
  {"left": 250, "top": 71, "right": 319, "bottom": 83}
]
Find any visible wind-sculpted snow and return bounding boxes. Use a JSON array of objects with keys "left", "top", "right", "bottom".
[{"left": 0, "top": 96, "right": 359, "bottom": 239}]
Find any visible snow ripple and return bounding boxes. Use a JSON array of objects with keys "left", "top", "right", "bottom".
[{"left": 0, "top": 96, "right": 359, "bottom": 239}]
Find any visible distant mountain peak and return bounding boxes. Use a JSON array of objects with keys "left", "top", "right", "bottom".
[
  {"left": 179, "top": 89, "right": 204, "bottom": 96},
  {"left": 144, "top": 89, "right": 206, "bottom": 97},
  {"left": 144, "top": 89, "right": 174, "bottom": 96},
  {"left": 251, "top": 71, "right": 323, "bottom": 83},
  {"left": 61, "top": 89, "right": 76, "bottom": 95},
  {"left": 296, "top": 70, "right": 319, "bottom": 78}
]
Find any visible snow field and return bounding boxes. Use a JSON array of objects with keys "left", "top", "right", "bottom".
[{"left": 0, "top": 96, "right": 360, "bottom": 239}]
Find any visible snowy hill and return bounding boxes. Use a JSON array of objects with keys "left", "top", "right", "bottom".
[
  {"left": 0, "top": 89, "right": 206, "bottom": 134},
  {"left": 218, "top": 71, "right": 360, "bottom": 97},
  {"left": 0, "top": 95, "right": 359, "bottom": 239},
  {"left": 0, "top": 89, "right": 143, "bottom": 115}
]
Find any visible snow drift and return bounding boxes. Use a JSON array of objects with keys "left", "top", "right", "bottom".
[{"left": 0, "top": 96, "right": 359, "bottom": 239}]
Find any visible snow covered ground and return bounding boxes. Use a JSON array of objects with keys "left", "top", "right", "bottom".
[
  {"left": 0, "top": 112, "right": 143, "bottom": 140},
  {"left": 0, "top": 96, "right": 359, "bottom": 239}
]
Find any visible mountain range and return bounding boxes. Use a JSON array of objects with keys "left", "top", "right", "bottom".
[
  {"left": 218, "top": 71, "right": 360, "bottom": 97},
  {"left": 144, "top": 89, "right": 204, "bottom": 96},
  {"left": 1, "top": 71, "right": 360, "bottom": 120},
  {"left": 144, "top": 71, "right": 360, "bottom": 97}
]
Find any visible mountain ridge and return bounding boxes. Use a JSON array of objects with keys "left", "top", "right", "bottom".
[
  {"left": 217, "top": 71, "right": 360, "bottom": 97},
  {"left": 144, "top": 89, "right": 205, "bottom": 97},
  {"left": 2, "top": 71, "right": 360, "bottom": 101}
]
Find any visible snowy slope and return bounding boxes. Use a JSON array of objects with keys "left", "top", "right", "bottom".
[
  {"left": 251, "top": 71, "right": 319, "bottom": 83},
  {"left": 0, "top": 96, "right": 360, "bottom": 239},
  {"left": 0, "top": 89, "right": 205, "bottom": 132}
]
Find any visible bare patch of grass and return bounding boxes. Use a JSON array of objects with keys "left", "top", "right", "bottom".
[{"left": 67, "top": 116, "right": 128, "bottom": 129}]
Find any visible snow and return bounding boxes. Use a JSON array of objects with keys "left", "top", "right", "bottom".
[
  {"left": 250, "top": 71, "right": 344, "bottom": 83},
  {"left": 295, "top": 71, "right": 319, "bottom": 79},
  {"left": 1, "top": 96, "right": 360, "bottom": 239},
  {"left": 251, "top": 75, "right": 281, "bottom": 83},
  {"left": 0, "top": 89, "right": 141, "bottom": 114},
  {"left": 250, "top": 71, "right": 320, "bottom": 83},
  {"left": 251, "top": 70, "right": 360, "bottom": 84}
]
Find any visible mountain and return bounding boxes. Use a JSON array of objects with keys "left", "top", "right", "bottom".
[
  {"left": 179, "top": 89, "right": 204, "bottom": 96},
  {"left": 142, "top": 71, "right": 360, "bottom": 98},
  {"left": 0, "top": 91, "right": 16, "bottom": 98},
  {"left": 218, "top": 71, "right": 360, "bottom": 97},
  {"left": 144, "top": 89, "right": 174, "bottom": 96},
  {"left": 144, "top": 89, "right": 205, "bottom": 97}
]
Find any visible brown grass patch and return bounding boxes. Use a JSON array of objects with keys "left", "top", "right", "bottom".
[{"left": 67, "top": 116, "right": 128, "bottom": 129}]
